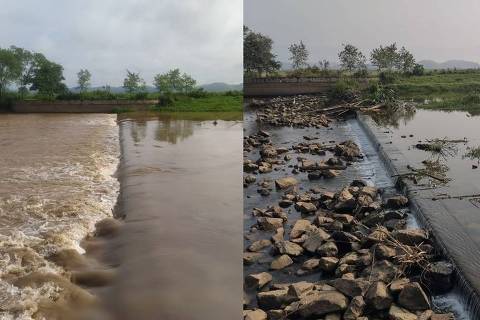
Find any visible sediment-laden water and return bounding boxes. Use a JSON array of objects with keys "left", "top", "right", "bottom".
[
  {"left": 101, "top": 112, "right": 243, "bottom": 320},
  {"left": 0, "top": 114, "right": 119, "bottom": 319}
]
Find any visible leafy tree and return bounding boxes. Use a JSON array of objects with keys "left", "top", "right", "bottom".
[
  {"left": 412, "top": 63, "right": 425, "bottom": 76},
  {"left": 9, "top": 46, "right": 35, "bottom": 96},
  {"left": 154, "top": 68, "right": 197, "bottom": 94},
  {"left": 338, "top": 44, "right": 366, "bottom": 73},
  {"left": 77, "top": 69, "right": 91, "bottom": 93},
  {"left": 0, "top": 47, "right": 22, "bottom": 97},
  {"left": 29, "top": 54, "right": 66, "bottom": 97},
  {"left": 123, "top": 70, "right": 146, "bottom": 94},
  {"left": 289, "top": 41, "right": 309, "bottom": 70},
  {"left": 370, "top": 43, "right": 399, "bottom": 71},
  {"left": 396, "top": 47, "right": 416, "bottom": 73},
  {"left": 243, "top": 26, "right": 281, "bottom": 76},
  {"left": 319, "top": 59, "right": 330, "bottom": 71}
]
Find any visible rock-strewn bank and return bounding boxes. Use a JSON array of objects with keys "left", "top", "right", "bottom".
[{"left": 244, "top": 122, "right": 456, "bottom": 319}]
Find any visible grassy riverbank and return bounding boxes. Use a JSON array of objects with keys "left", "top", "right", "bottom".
[
  {"left": 152, "top": 93, "right": 243, "bottom": 112},
  {"left": 385, "top": 71, "right": 480, "bottom": 115}
]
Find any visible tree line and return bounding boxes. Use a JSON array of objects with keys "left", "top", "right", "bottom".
[
  {"left": 243, "top": 26, "right": 425, "bottom": 77},
  {"left": 0, "top": 45, "right": 198, "bottom": 100}
]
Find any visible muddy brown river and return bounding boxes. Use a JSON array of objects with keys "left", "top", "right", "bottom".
[
  {"left": 102, "top": 112, "right": 243, "bottom": 320},
  {"left": 0, "top": 112, "right": 242, "bottom": 320},
  {"left": 0, "top": 114, "right": 119, "bottom": 319}
]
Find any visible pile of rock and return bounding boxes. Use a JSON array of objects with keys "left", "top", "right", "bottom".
[
  {"left": 244, "top": 180, "right": 455, "bottom": 320},
  {"left": 255, "top": 95, "right": 331, "bottom": 128}
]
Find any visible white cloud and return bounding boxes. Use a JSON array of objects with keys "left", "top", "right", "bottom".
[{"left": 0, "top": 0, "right": 242, "bottom": 86}]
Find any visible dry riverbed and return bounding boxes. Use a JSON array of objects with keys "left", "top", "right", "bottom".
[{"left": 243, "top": 101, "right": 457, "bottom": 320}]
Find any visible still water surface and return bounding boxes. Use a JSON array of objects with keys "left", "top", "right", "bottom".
[{"left": 104, "top": 112, "right": 243, "bottom": 320}]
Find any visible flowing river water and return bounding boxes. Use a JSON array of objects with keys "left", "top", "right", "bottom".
[
  {"left": 0, "top": 112, "right": 243, "bottom": 320},
  {"left": 0, "top": 114, "right": 119, "bottom": 319}
]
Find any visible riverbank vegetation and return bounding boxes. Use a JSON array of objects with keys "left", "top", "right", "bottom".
[
  {"left": 0, "top": 45, "right": 242, "bottom": 112},
  {"left": 244, "top": 25, "right": 480, "bottom": 115}
]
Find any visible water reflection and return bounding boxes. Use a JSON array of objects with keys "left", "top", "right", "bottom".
[{"left": 369, "top": 105, "right": 417, "bottom": 128}]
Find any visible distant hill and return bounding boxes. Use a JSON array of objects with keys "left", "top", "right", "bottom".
[
  {"left": 199, "top": 82, "right": 242, "bottom": 92},
  {"left": 418, "top": 59, "right": 480, "bottom": 70},
  {"left": 70, "top": 82, "right": 242, "bottom": 93}
]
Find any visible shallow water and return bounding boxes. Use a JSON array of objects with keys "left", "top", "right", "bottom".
[
  {"left": 0, "top": 114, "right": 119, "bottom": 319},
  {"left": 103, "top": 112, "right": 243, "bottom": 320},
  {"left": 370, "top": 109, "right": 480, "bottom": 191},
  {"left": 243, "top": 108, "right": 471, "bottom": 318}
]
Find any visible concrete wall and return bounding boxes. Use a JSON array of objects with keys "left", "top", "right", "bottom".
[
  {"left": 244, "top": 78, "right": 337, "bottom": 97},
  {"left": 244, "top": 77, "right": 372, "bottom": 97},
  {"left": 11, "top": 100, "right": 157, "bottom": 113}
]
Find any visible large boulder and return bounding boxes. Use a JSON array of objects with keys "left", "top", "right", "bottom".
[
  {"left": 245, "top": 272, "right": 272, "bottom": 290},
  {"left": 385, "top": 195, "right": 409, "bottom": 209},
  {"left": 290, "top": 219, "right": 311, "bottom": 238},
  {"left": 257, "top": 217, "right": 284, "bottom": 231},
  {"left": 296, "top": 290, "right": 349, "bottom": 317},
  {"left": 365, "top": 281, "right": 393, "bottom": 310},
  {"left": 276, "top": 241, "right": 304, "bottom": 256},
  {"left": 257, "top": 289, "right": 292, "bottom": 309},
  {"left": 248, "top": 239, "right": 272, "bottom": 252},
  {"left": 343, "top": 296, "right": 365, "bottom": 320},
  {"left": 270, "top": 254, "right": 293, "bottom": 270},
  {"left": 393, "top": 229, "right": 428, "bottom": 246},
  {"left": 302, "top": 228, "right": 331, "bottom": 253},
  {"left": 295, "top": 202, "right": 317, "bottom": 214},
  {"left": 318, "top": 257, "right": 339, "bottom": 272},
  {"left": 317, "top": 241, "right": 338, "bottom": 257},
  {"left": 244, "top": 309, "right": 267, "bottom": 320},
  {"left": 389, "top": 304, "right": 418, "bottom": 320},
  {"left": 422, "top": 261, "right": 454, "bottom": 294},
  {"left": 398, "top": 282, "right": 431, "bottom": 311},
  {"left": 331, "top": 278, "right": 370, "bottom": 298},
  {"left": 275, "top": 177, "right": 298, "bottom": 190}
]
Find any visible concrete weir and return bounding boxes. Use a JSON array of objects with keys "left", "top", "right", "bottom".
[{"left": 357, "top": 113, "right": 480, "bottom": 318}]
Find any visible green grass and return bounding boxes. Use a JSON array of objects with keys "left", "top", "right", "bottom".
[
  {"left": 152, "top": 94, "right": 243, "bottom": 112},
  {"left": 384, "top": 71, "right": 480, "bottom": 115}
]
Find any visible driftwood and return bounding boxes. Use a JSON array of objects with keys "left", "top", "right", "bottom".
[
  {"left": 392, "top": 165, "right": 449, "bottom": 184},
  {"left": 432, "top": 193, "right": 480, "bottom": 201}
]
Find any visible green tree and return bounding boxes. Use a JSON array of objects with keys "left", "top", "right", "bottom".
[
  {"left": 29, "top": 54, "right": 66, "bottom": 97},
  {"left": 338, "top": 44, "right": 366, "bottom": 73},
  {"left": 396, "top": 47, "right": 416, "bottom": 73},
  {"left": 243, "top": 26, "right": 281, "bottom": 76},
  {"left": 9, "top": 46, "right": 35, "bottom": 97},
  {"left": 154, "top": 68, "right": 196, "bottom": 94},
  {"left": 370, "top": 43, "right": 399, "bottom": 71},
  {"left": 77, "top": 69, "right": 91, "bottom": 93},
  {"left": 0, "top": 47, "right": 22, "bottom": 97},
  {"left": 123, "top": 70, "right": 146, "bottom": 94},
  {"left": 289, "top": 41, "right": 309, "bottom": 70}
]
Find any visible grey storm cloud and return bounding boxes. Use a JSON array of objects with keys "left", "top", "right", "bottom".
[
  {"left": 0, "top": 0, "right": 242, "bottom": 87},
  {"left": 244, "top": 0, "right": 480, "bottom": 65}
]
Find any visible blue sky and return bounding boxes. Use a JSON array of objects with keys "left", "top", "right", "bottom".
[{"left": 0, "top": 0, "right": 242, "bottom": 87}]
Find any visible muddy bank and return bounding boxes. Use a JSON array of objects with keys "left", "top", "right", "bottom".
[
  {"left": 243, "top": 103, "right": 466, "bottom": 319},
  {"left": 99, "top": 113, "right": 243, "bottom": 319}
]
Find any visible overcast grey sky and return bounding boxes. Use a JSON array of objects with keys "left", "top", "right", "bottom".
[
  {"left": 245, "top": 0, "right": 480, "bottom": 65},
  {"left": 0, "top": 0, "right": 242, "bottom": 87}
]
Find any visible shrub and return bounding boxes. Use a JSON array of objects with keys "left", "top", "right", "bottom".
[
  {"left": 379, "top": 71, "right": 398, "bottom": 84},
  {"left": 157, "top": 93, "right": 175, "bottom": 107},
  {"left": 187, "top": 88, "right": 208, "bottom": 98},
  {"left": 327, "top": 79, "right": 359, "bottom": 105},
  {"left": 461, "top": 92, "right": 480, "bottom": 105}
]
